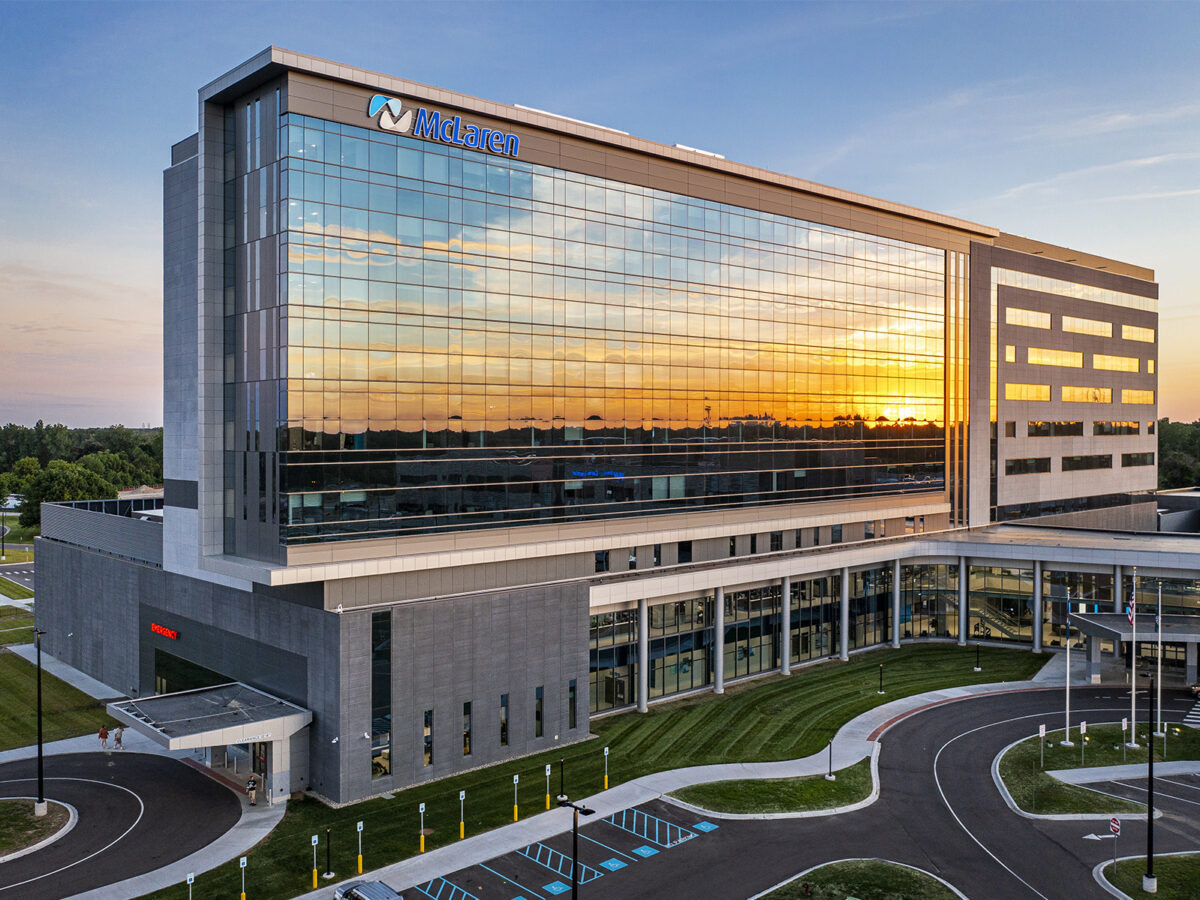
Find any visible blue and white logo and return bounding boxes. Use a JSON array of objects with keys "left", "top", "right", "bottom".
[
  {"left": 366, "top": 94, "right": 520, "bottom": 157},
  {"left": 368, "top": 95, "right": 413, "bottom": 133}
]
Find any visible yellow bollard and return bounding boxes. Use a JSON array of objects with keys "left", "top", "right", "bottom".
[
  {"left": 545, "top": 792, "right": 550, "bottom": 810},
  {"left": 419, "top": 832, "right": 425, "bottom": 853},
  {"left": 312, "top": 868, "right": 318, "bottom": 889},
  {"left": 357, "top": 854, "right": 362, "bottom": 875},
  {"left": 604, "top": 774, "right": 608, "bottom": 790},
  {"left": 241, "top": 894, "right": 246, "bottom": 900},
  {"left": 459, "top": 820, "right": 464, "bottom": 840},
  {"left": 513, "top": 803, "right": 519, "bottom": 822}
]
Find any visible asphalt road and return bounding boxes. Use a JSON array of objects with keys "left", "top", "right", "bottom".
[
  {"left": 405, "top": 688, "right": 1198, "bottom": 899},
  {"left": 0, "top": 560, "right": 34, "bottom": 592},
  {"left": 0, "top": 752, "right": 241, "bottom": 900}
]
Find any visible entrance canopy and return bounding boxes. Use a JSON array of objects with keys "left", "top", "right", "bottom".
[
  {"left": 1069, "top": 613, "right": 1200, "bottom": 644},
  {"left": 108, "top": 682, "right": 311, "bottom": 751}
]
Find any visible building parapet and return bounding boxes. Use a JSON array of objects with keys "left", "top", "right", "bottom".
[{"left": 40, "top": 500, "right": 164, "bottom": 567}]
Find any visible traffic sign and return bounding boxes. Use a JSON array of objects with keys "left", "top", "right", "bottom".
[
  {"left": 187, "top": 873, "right": 194, "bottom": 884},
  {"left": 1039, "top": 723, "right": 1045, "bottom": 738},
  {"left": 513, "top": 774, "right": 519, "bottom": 784},
  {"left": 357, "top": 820, "right": 363, "bottom": 832},
  {"left": 240, "top": 856, "right": 247, "bottom": 868},
  {"left": 1080, "top": 721, "right": 1087, "bottom": 734},
  {"left": 459, "top": 790, "right": 465, "bottom": 801},
  {"left": 1110, "top": 817, "right": 1121, "bottom": 836},
  {"left": 311, "top": 834, "right": 318, "bottom": 846},
  {"left": 419, "top": 802, "right": 425, "bottom": 813}
]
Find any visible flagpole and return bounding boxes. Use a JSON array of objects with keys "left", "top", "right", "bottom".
[
  {"left": 1128, "top": 568, "right": 1139, "bottom": 749},
  {"left": 1062, "top": 589, "right": 1074, "bottom": 747},
  {"left": 1155, "top": 580, "right": 1164, "bottom": 738}
]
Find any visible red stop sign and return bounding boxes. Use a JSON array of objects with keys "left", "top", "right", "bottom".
[{"left": 1110, "top": 817, "right": 1120, "bottom": 836}]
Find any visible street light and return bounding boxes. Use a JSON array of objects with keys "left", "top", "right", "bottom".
[
  {"left": 34, "top": 628, "right": 46, "bottom": 817},
  {"left": 557, "top": 797, "right": 595, "bottom": 900},
  {"left": 1145, "top": 675, "right": 1157, "bottom": 894}
]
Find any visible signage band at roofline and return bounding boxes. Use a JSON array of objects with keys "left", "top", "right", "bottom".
[{"left": 413, "top": 109, "right": 520, "bottom": 157}]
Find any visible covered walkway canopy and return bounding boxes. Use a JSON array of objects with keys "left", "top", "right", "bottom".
[
  {"left": 109, "top": 683, "right": 311, "bottom": 803},
  {"left": 1069, "top": 614, "right": 1200, "bottom": 683}
]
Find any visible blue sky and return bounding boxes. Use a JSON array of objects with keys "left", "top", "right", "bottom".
[{"left": 1, "top": 0, "right": 1197, "bottom": 426}]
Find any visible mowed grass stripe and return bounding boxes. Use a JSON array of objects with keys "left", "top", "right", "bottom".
[{"left": 140, "top": 644, "right": 1044, "bottom": 900}]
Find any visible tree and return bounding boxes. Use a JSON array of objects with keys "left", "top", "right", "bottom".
[{"left": 19, "top": 460, "right": 116, "bottom": 527}]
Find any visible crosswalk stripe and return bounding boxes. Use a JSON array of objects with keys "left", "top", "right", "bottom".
[{"left": 1184, "top": 700, "right": 1200, "bottom": 728}]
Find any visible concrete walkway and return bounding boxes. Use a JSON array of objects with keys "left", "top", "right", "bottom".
[
  {"left": 1050, "top": 760, "right": 1200, "bottom": 784},
  {"left": 6, "top": 643, "right": 123, "bottom": 701},
  {"left": 296, "top": 657, "right": 1069, "bottom": 899}
]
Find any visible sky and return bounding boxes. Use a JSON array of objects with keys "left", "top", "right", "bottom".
[{"left": 0, "top": 0, "right": 1197, "bottom": 427}]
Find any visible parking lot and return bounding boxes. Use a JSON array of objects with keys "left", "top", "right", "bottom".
[{"left": 400, "top": 799, "right": 722, "bottom": 899}]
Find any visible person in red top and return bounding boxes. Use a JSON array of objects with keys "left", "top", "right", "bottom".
[{"left": 98, "top": 726, "right": 109, "bottom": 749}]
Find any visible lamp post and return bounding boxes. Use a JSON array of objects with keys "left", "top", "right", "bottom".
[
  {"left": 557, "top": 797, "right": 595, "bottom": 900},
  {"left": 1145, "top": 675, "right": 1157, "bottom": 894},
  {"left": 34, "top": 628, "right": 46, "bottom": 816}
]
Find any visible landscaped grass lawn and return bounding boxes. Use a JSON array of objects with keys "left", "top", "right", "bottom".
[
  {"left": 0, "top": 650, "right": 113, "bottom": 750},
  {"left": 0, "top": 605, "right": 34, "bottom": 646},
  {"left": 998, "top": 723, "right": 1200, "bottom": 815},
  {"left": 0, "top": 522, "right": 39, "bottom": 544},
  {"left": 0, "top": 798, "right": 70, "bottom": 855},
  {"left": 139, "top": 644, "right": 1043, "bottom": 900},
  {"left": 0, "top": 548, "right": 34, "bottom": 564},
  {"left": 763, "top": 859, "right": 958, "bottom": 899},
  {"left": 0, "top": 579, "right": 33, "bottom": 601},
  {"left": 1105, "top": 853, "right": 1200, "bottom": 899},
  {"left": 671, "top": 756, "right": 872, "bottom": 813}
]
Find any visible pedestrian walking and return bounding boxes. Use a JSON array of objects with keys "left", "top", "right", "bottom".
[
  {"left": 98, "top": 725, "right": 109, "bottom": 749},
  {"left": 113, "top": 725, "right": 124, "bottom": 750},
  {"left": 246, "top": 775, "right": 257, "bottom": 806}
]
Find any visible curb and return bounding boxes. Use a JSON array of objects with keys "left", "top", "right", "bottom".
[
  {"left": 746, "top": 856, "right": 969, "bottom": 900},
  {"left": 0, "top": 798, "right": 78, "bottom": 864},
  {"left": 661, "top": 742, "right": 882, "bottom": 821},
  {"left": 1092, "top": 851, "right": 1200, "bottom": 899}
]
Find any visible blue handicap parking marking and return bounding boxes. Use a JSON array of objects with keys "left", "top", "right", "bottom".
[
  {"left": 599, "top": 858, "right": 627, "bottom": 871},
  {"left": 693, "top": 821, "right": 719, "bottom": 832},
  {"left": 543, "top": 882, "right": 570, "bottom": 895},
  {"left": 632, "top": 845, "right": 659, "bottom": 858}
]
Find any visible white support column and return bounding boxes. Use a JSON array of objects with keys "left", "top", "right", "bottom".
[
  {"left": 840, "top": 567, "right": 850, "bottom": 661},
  {"left": 1033, "top": 559, "right": 1043, "bottom": 653},
  {"left": 780, "top": 576, "right": 792, "bottom": 675},
  {"left": 713, "top": 587, "right": 725, "bottom": 694},
  {"left": 958, "top": 557, "right": 968, "bottom": 646},
  {"left": 637, "top": 596, "right": 649, "bottom": 713},
  {"left": 891, "top": 559, "right": 902, "bottom": 649}
]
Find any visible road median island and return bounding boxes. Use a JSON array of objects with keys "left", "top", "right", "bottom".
[
  {"left": 1102, "top": 851, "right": 1200, "bottom": 899},
  {"left": 755, "top": 858, "right": 961, "bottom": 899},
  {"left": 136, "top": 644, "right": 1044, "bottom": 900},
  {"left": 0, "top": 798, "right": 70, "bottom": 858},
  {"left": 996, "top": 722, "right": 1200, "bottom": 816},
  {"left": 669, "top": 757, "right": 872, "bottom": 814}
]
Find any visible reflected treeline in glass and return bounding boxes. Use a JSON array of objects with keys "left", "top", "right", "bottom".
[{"left": 277, "top": 114, "right": 949, "bottom": 542}]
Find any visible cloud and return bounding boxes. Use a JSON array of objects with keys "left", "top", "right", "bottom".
[
  {"left": 996, "top": 153, "right": 1200, "bottom": 200},
  {"left": 1020, "top": 101, "right": 1200, "bottom": 142},
  {"left": 1100, "top": 187, "right": 1200, "bottom": 202}
]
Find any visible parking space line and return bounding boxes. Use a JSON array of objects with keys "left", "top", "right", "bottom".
[
  {"left": 414, "top": 876, "right": 479, "bottom": 900},
  {"left": 1111, "top": 781, "right": 1200, "bottom": 807},
  {"left": 603, "top": 807, "right": 697, "bottom": 847},
  {"left": 579, "top": 831, "right": 639, "bottom": 861},
  {"left": 1158, "top": 776, "right": 1200, "bottom": 793},
  {"left": 516, "top": 842, "right": 603, "bottom": 884},
  {"left": 478, "top": 864, "right": 543, "bottom": 899}
]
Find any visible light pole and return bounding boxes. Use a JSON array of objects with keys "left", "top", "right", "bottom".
[
  {"left": 34, "top": 628, "right": 46, "bottom": 816},
  {"left": 557, "top": 797, "right": 595, "bottom": 900},
  {"left": 1145, "top": 675, "right": 1157, "bottom": 894},
  {"left": 1154, "top": 580, "right": 1164, "bottom": 738}
]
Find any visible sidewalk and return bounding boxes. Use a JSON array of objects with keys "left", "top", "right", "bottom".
[
  {"left": 295, "top": 658, "right": 1066, "bottom": 899},
  {"left": 6, "top": 643, "right": 122, "bottom": 701}
]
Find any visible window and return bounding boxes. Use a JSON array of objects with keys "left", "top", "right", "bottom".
[
  {"left": 1028, "top": 421, "right": 1083, "bottom": 437},
  {"left": 423, "top": 709, "right": 434, "bottom": 766},
  {"left": 749, "top": 534, "right": 757, "bottom": 554},
  {"left": 1148, "top": 360, "right": 1155, "bottom": 374},
  {"left": 1005, "top": 344, "right": 1016, "bottom": 363},
  {"left": 1005, "top": 457, "right": 1051, "bottom": 475},
  {"left": 1006, "top": 307, "right": 1051, "bottom": 329},
  {"left": 462, "top": 702, "right": 472, "bottom": 756},
  {"left": 1062, "top": 386, "right": 1112, "bottom": 403},
  {"left": 1061, "top": 454, "right": 1112, "bottom": 471},
  {"left": 1149, "top": 421, "right": 1156, "bottom": 434},
  {"left": 371, "top": 612, "right": 392, "bottom": 779},
  {"left": 628, "top": 548, "right": 637, "bottom": 570},
  {"left": 1093, "top": 421, "right": 1138, "bottom": 436},
  {"left": 1121, "top": 389, "right": 1154, "bottom": 405},
  {"left": 1028, "top": 347, "right": 1083, "bottom": 368},
  {"left": 678, "top": 540, "right": 692, "bottom": 564},
  {"left": 1093, "top": 354, "right": 1139, "bottom": 373},
  {"left": 653, "top": 544, "right": 662, "bottom": 566},
  {"left": 499, "top": 694, "right": 509, "bottom": 747},
  {"left": 568, "top": 679, "right": 577, "bottom": 729},
  {"left": 795, "top": 529, "right": 803, "bottom": 548},
  {"left": 770, "top": 531, "right": 782, "bottom": 552},
  {"left": 1005, "top": 383, "right": 1050, "bottom": 401},
  {"left": 1062, "top": 315, "right": 1112, "bottom": 338},
  {"left": 594, "top": 550, "right": 609, "bottom": 573},
  {"left": 1122, "top": 324, "right": 1155, "bottom": 343},
  {"left": 729, "top": 536, "right": 737, "bottom": 557},
  {"left": 812, "top": 527, "right": 821, "bottom": 546},
  {"left": 831, "top": 524, "right": 843, "bottom": 542},
  {"left": 534, "top": 686, "right": 544, "bottom": 738},
  {"left": 1005, "top": 421, "right": 1017, "bottom": 438},
  {"left": 1122, "top": 452, "right": 1155, "bottom": 467}
]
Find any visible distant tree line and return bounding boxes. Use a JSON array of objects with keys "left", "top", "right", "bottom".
[
  {"left": 1159, "top": 418, "right": 1200, "bottom": 491},
  {"left": 0, "top": 422, "right": 163, "bottom": 527}
]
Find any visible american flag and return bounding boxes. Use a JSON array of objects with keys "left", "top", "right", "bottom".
[{"left": 1127, "top": 582, "right": 1136, "bottom": 627}]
